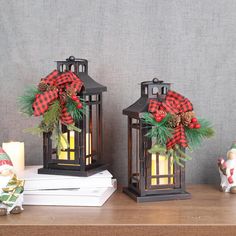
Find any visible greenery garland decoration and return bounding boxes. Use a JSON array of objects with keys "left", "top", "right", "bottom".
[
  {"left": 18, "top": 86, "right": 42, "bottom": 116},
  {"left": 142, "top": 91, "right": 215, "bottom": 166},
  {"left": 143, "top": 113, "right": 214, "bottom": 166},
  {"left": 141, "top": 112, "right": 174, "bottom": 146},
  {"left": 185, "top": 118, "right": 215, "bottom": 150},
  {"left": 19, "top": 70, "right": 86, "bottom": 155}
]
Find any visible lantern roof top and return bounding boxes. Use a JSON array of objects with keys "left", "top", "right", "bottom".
[
  {"left": 56, "top": 56, "right": 107, "bottom": 95},
  {"left": 123, "top": 78, "right": 171, "bottom": 119}
]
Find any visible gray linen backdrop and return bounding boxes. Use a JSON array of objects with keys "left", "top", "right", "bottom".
[{"left": 1, "top": 0, "right": 236, "bottom": 185}]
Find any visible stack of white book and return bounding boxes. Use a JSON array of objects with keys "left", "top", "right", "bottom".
[{"left": 19, "top": 166, "right": 117, "bottom": 206}]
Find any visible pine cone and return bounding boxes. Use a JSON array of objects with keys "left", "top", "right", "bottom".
[
  {"left": 47, "top": 85, "right": 57, "bottom": 91},
  {"left": 181, "top": 111, "right": 195, "bottom": 126},
  {"left": 168, "top": 114, "right": 181, "bottom": 128},
  {"left": 60, "top": 92, "right": 67, "bottom": 105},
  {"left": 38, "top": 81, "right": 48, "bottom": 92},
  {"left": 66, "top": 87, "right": 76, "bottom": 97}
]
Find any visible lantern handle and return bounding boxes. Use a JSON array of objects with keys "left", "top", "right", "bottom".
[{"left": 152, "top": 78, "right": 163, "bottom": 84}]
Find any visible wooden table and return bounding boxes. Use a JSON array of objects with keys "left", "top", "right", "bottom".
[{"left": 1, "top": 185, "right": 236, "bottom": 236}]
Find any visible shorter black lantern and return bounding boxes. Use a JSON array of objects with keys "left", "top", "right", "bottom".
[
  {"left": 38, "top": 56, "right": 107, "bottom": 176},
  {"left": 122, "top": 78, "right": 191, "bottom": 202}
]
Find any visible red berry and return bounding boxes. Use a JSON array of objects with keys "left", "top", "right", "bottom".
[
  {"left": 71, "top": 95, "right": 77, "bottom": 101},
  {"left": 77, "top": 103, "right": 83, "bottom": 109},
  {"left": 160, "top": 113, "right": 166, "bottom": 118},
  {"left": 191, "top": 117, "right": 198, "bottom": 123},
  {"left": 189, "top": 123, "right": 195, "bottom": 129},
  {"left": 195, "top": 123, "right": 201, "bottom": 129},
  {"left": 155, "top": 116, "right": 163, "bottom": 122}
]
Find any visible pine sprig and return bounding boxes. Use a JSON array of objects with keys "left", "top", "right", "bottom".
[
  {"left": 148, "top": 144, "right": 167, "bottom": 155},
  {"left": 23, "top": 126, "right": 44, "bottom": 136},
  {"left": 185, "top": 118, "right": 215, "bottom": 150},
  {"left": 142, "top": 113, "right": 174, "bottom": 146},
  {"left": 66, "top": 96, "right": 86, "bottom": 121},
  {"left": 51, "top": 124, "right": 64, "bottom": 155},
  {"left": 174, "top": 145, "right": 192, "bottom": 161},
  {"left": 18, "top": 86, "right": 41, "bottom": 116},
  {"left": 43, "top": 100, "right": 61, "bottom": 126},
  {"left": 148, "top": 143, "right": 191, "bottom": 166},
  {"left": 143, "top": 112, "right": 214, "bottom": 166},
  {"left": 67, "top": 124, "right": 81, "bottom": 133}
]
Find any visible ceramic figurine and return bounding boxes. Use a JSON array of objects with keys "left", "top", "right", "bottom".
[
  {"left": 218, "top": 142, "right": 236, "bottom": 193},
  {"left": 0, "top": 147, "right": 24, "bottom": 216}
]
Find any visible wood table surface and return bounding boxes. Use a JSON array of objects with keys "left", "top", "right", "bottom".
[{"left": 0, "top": 184, "right": 236, "bottom": 236}]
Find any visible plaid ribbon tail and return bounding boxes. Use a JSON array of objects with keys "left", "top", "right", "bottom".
[
  {"left": 32, "top": 90, "right": 58, "bottom": 116},
  {"left": 60, "top": 107, "right": 74, "bottom": 125},
  {"left": 166, "top": 124, "right": 188, "bottom": 149}
]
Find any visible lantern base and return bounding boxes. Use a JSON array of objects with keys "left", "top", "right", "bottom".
[
  {"left": 123, "top": 187, "right": 191, "bottom": 202},
  {"left": 38, "top": 164, "right": 108, "bottom": 177}
]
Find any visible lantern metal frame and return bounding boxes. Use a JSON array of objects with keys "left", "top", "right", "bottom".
[
  {"left": 122, "top": 78, "right": 191, "bottom": 202},
  {"left": 38, "top": 56, "right": 107, "bottom": 176}
]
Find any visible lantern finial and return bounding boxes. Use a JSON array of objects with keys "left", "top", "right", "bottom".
[
  {"left": 152, "top": 78, "right": 163, "bottom": 84},
  {"left": 67, "top": 56, "right": 76, "bottom": 61}
]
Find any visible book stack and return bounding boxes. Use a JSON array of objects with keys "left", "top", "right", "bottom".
[{"left": 19, "top": 166, "right": 117, "bottom": 206}]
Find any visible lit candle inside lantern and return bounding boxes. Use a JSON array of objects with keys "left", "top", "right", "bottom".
[
  {"left": 151, "top": 154, "right": 173, "bottom": 185},
  {"left": 86, "top": 133, "right": 92, "bottom": 165},
  {"left": 2, "top": 142, "right": 25, "bottom": 175},
  {"left": 151, "top": 154, "right": 157, "bottom": 185},
  {"left": 59, "top": 132, "right": 75, "bottom": 160},
  {"left": 59, "top": 132, "right": 92, "bottom": 165}
]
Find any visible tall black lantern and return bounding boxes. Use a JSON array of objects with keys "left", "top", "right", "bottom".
[
  {"left": 38, "top": 56, "right": 107, "bottom": 176},
  {"left": 123, "top": 78, "right": 191, "bottom": 202}
]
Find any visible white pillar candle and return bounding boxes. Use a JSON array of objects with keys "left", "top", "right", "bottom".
[{"left": 2, "top": 142, "right": 25, "bottom": 175}]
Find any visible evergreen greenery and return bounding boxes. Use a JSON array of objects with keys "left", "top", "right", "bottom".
[
  {"left": 51, "top": 124, "right": 67, "bottom": 155},
  {"left": 142, "top": 112, "right": 214, "bottom": 166},
  {"left": 148, "top": 144, "right": 192, "bottom": 167},
  {"left": 148, "top": 144, "right": 167, "bottom": 155},
  {"left": 142, "top": 112, "right": 174, "bottom": 146},
  {"left": 18, "top": 86, "right": 41, "bottom": 116},
  {"left": 67, "top": 124, "right": 81, "bottom": 133},
  {"left": 19, "top": 86, "right": 85, "bottom": 154},
  {"left": 43, "top": 100, "right": 61, "bottom": 126},
  {"left": 66, "top": 96, "right": 86, "bottom": 121},
  {"left": 24, "top": 126, "right": 44, "bottom": 136},
  {"left": 185, "top": 118, "right": 214, "bottom": 150}
]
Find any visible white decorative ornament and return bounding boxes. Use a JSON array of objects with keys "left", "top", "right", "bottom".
[{"left": 218, "top": 147, "right": 236, "bottom": 193}]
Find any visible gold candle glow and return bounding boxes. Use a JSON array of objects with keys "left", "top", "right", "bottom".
[{"left": 59, "top": 132, "right": 92, "bottom": 165}]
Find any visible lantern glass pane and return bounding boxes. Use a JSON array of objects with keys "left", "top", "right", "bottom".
[
  {"left": 85, "top": 94, "right": 101, "bottom": 166},
  {"left": 44, "top": 93, "right": 102, "bottom": 169},
  {"left": 150, "top": 152, "right": 174, "bottom": 186},
  {"left": 145, "top": 127, "right": 176, "bottom": 190}
]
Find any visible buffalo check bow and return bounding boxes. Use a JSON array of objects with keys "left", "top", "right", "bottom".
[
  {"left": 148, "top": 90, "right": 193, "bottom": 149},
  {"left": 32, "top": 70, "right": 83, "bottom": 124}
]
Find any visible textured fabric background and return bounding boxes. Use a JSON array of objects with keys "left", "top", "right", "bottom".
[{"left": 0, "top": 0, "right": 236, "bottom": 185}]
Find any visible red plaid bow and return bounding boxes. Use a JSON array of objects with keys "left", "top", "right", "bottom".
[
  {"left": 32, "top": 70, "right": 83, "bottom": 124},
  {"left": 148, "top": 90, "right": 193, "bottom": 149}
]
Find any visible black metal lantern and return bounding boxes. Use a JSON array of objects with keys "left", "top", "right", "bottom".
[
  {"left": 122, "top": 78, "right": 191, "bottom": 202},
  {"left": 38, "top": 56, "right": 107, "bottom": 176}
]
